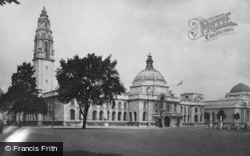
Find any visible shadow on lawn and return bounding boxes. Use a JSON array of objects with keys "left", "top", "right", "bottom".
[{"left": 64, "top": 150, "right": 123, "bottom": 156}]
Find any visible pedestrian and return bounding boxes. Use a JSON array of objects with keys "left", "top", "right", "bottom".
[{"left": 0, "top": 120, "right": 4, "bottom": 135}]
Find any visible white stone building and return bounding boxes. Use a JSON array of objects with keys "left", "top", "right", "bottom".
[
  {"left": 1, "top": 7, "right": 204, "bottom": 127},
  {"left": 205, "top": 83, "right": 250, "bottom": 126}
]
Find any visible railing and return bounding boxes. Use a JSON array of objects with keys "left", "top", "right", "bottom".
[{"left": 204, "top": 122, "right": 250, "bottom": 130}]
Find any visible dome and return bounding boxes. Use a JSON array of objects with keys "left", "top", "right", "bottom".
[
  {"left": 230, "top": 83, "right": 250, "bottom": 93},
  {"left": 133, "top": 54, "right": 166, "bottom": 83},
  {"left": 133, "top": 69, "right": 166, "bottom": 82}
]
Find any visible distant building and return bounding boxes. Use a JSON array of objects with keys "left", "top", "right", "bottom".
[
  {"left": 0, "top": 7, "right": 204, "bottom": 127},
  {"left": 205, "top": 83, "right": 250, "bottom": 124}
]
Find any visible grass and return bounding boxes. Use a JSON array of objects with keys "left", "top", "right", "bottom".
[{"left": 2, "top": 126, "right": 250, "bottom": 156}]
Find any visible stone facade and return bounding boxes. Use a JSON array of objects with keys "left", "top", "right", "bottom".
[
  {"left": 205, "top": 83, "right": 250, "bottom": 126},
  {"left": 0, "top": 7, "right": 205, "bottom": 128}
]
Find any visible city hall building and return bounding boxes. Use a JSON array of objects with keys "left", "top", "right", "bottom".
[{"left": 0, "top": 8, "right": 204, "bottom": 127}]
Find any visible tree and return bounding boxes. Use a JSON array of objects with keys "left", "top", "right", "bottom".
[
  {"left": 233, "top": 113, "right": 240, "bottom": 120},
  {"left": 204, "top": 112, "right": 210, "bottom": 122},
  {"left": 0, "top": 0, "right": 20, "bottom": 6},
  {"left": 216, "top": 109, "right": 226, "bottom": 121},
  {"left": 3, "top": 62, "right": 47, "bottom": 117},
  {"left": 56, "top": 53, "right": 125, "bottom": 128},
  {"left": 233, "top": 113, "right": 240, "bottom": 129}
]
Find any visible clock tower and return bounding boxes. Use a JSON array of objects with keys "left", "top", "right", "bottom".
[{"left": 33, "top": 7, "right": 55, "bottom": 94}]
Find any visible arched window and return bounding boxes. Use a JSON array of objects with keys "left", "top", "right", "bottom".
[
  {"left": 195, "top": 107, "right": 198, "bottom": 113},
  {"left": 134, "top": 112, "right": 137, "bottom": 121},
  {"left": 129, "top": 112, "right": 132, "bottom": 121},
  {"left": 194, "top": 115, "right": 198, "bottom": 122},
  {"left": 70, "top": 109, "right": 75, "bottom": 120},
  {"left": 112, "top": 111, "right": 116, "bottom": 121},
  {"left": 112, "top": 101, "right": 116, "bottom": 109},
  {"left": 107, "top": 111, "right": 110, "bottom": 120},
  {"left": 92, "top": 111, "right": 97, "bottom": 120},
  {"left": 143, "top": 112, "right": 146, "bottom": 121},
  {"left": 99, "top": 111, "right": 103, "bottom": 120},
  {"left": 123, "top": 112, "right": 127, "bottom": 121},
  {"left": 118, "top": 112, "right": 122, "bottom": 121}
]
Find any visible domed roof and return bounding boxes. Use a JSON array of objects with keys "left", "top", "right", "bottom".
[
  {"left": 134, "top": 69, "right": 166, "bottom": 82},
  {"left": 133, "top": 54, "right": 166, "bottom": 83},
  {"left": 230, "top": 83, "right": 250, "bottom": 93}
]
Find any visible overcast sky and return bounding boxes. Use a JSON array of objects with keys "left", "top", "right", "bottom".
[{"left": 0, "top": 0, "right": 249, "bottom": 100}]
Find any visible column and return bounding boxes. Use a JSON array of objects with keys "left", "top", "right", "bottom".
[{"left": 37, "top": 113, "right": 43, "bottom": 126}]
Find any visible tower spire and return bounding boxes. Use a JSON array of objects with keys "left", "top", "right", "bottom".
[
  {"left": 146, "top": 53, "right": 154, "bottom": 70},
  {"left": 33, "top": 7, "right": 55, "bottom": 93}
]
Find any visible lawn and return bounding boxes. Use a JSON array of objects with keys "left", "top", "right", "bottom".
[{"left": 1, "top": 126, "right": 250, "bottom": 156}]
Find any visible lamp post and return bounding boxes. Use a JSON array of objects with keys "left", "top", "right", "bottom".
[{"left": 17, "top": 112, "right": 21, "bottom": 128}]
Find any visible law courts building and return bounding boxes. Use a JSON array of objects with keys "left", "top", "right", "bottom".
[
  {"left": 0, "top": 8, "right": 204, "bottom": 128},
  {"left": 205, "top": 83, "right": 250, "bottom": 125}
]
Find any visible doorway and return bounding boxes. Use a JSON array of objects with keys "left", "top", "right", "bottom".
[{"left": 164, "top": 116, "right": 170, "bottom": 127}]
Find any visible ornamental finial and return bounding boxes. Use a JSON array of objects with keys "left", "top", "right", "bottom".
[{"left": 146, "top": 53, "right": 154, "bottom": 70}]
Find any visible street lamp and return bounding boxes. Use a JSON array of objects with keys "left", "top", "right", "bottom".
[{"left": 17, "top": 112, "right": 21, "bottom": 128}]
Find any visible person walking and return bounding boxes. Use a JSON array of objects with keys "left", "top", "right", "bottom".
[{"left": 0, "top": 120, "right": 4, "bottom": 135}]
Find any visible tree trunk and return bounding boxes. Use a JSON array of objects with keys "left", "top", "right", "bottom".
[{"left": 81, "top": 104, "right": 90, "bottom": 129}]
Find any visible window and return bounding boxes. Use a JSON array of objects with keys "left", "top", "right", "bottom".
[
  {"left": 194, "top": 115, "right": 198, "bottom": 122},
  {"left": 118, "top": 102, "right": 121, "bottom": 109},
  {"left": 143, "top": 102, "right": 147, "bottom": 109},
  {"left": 129, "top": 112, "right": 132, "bottom": 121},
  {"left": 195, "top": 107, "right": 198, "bottom": 113},
  {"left": 112, "top": 111, "right": 116, "bottom": 121},
  {"left": 174, "top": 104, "right": 177, "bottom": 112},
  {"left": 134, "top": 112, "right": 137, "bottom": 121},
  {"left": 99, "top": 111, "right": 103, "bottom": 120},
  {"left": 70, "top": 109, "right": 75, "bottom": 120},
  {"left": 180, "top": 106, "right": 183, "bottom": 113},
  {"left": 166, "top": 105, "right": 170, "bottom": 112},
  {"left": 160, "top": 102, "right": 164, "bottom": 109},
  {"left": 184, "top": 115, "right": 186, "bottom": 122},
  {"left": 107, "top": 111, "right": 110, "bottom": 120},
  {"left": 112, "top": 101, "right": 116, "bottom": 109},
  {"left": 124, "top": 102, "right": 127, "bottom": 109},
  {"left": 200, "top": 115, "right": 202, "bottom": 122},
  {"left": 143, "top": 112, "right": 146, "bottom": 121},
  {"left": 71, "top": 99, "right": 74, "bottom": 106},
  {"left": 46, "top": 80, "right": 48, "bottom": 84},
  {"left": 186, "top": 96, "right": 188, "bottom": 99},
  {"left": 118, "top": 112, "right": 122, "bottom": 121},
  {"left": 92, "top": 111, "right": 97, "bottom": 120},
  {"left": 123, "top": 112, "right": 127, "bottom": 121}
]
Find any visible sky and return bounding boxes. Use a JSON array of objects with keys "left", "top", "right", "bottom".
[{"left": 0, "top": 0, "right": 249, "bottom": 100}]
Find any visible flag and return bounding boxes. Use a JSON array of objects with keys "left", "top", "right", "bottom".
[{"left": 177, "top": 80, "right": 182, "bottom": 86}]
